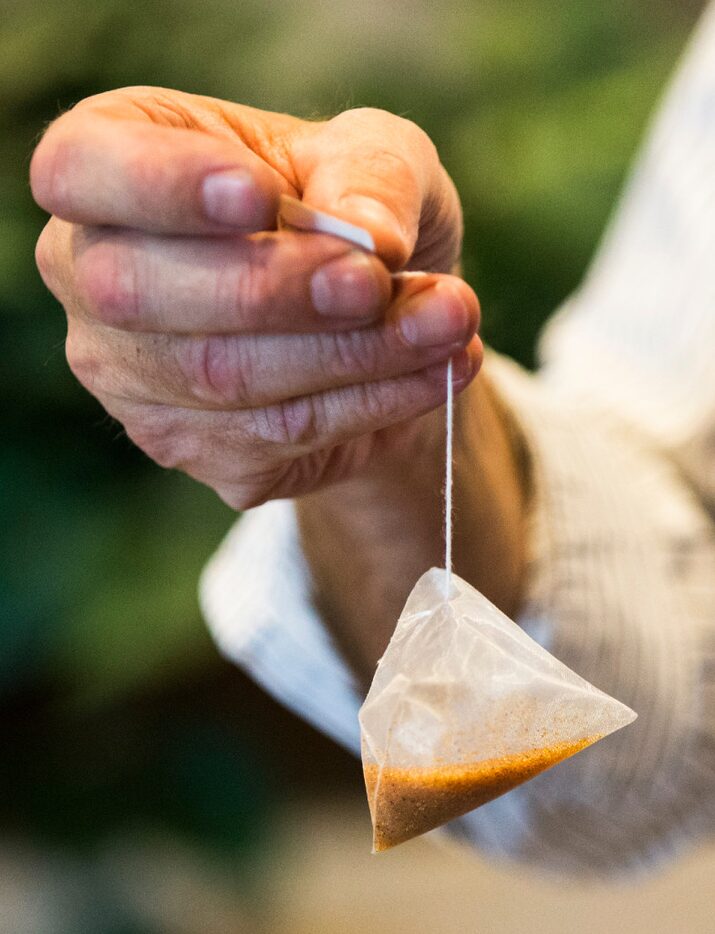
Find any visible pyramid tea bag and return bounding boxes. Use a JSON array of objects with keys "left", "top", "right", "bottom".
[{"left": 359, "top": 568, "right": 637, "bottom": 852}]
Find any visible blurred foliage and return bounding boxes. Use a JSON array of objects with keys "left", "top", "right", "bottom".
[{"left": 0, "top": 0, "right": 702, "bottom": 922}]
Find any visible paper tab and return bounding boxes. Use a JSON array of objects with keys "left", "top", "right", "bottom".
[{"left": 278, "top": 194, "right": 375, "bottom": 253}]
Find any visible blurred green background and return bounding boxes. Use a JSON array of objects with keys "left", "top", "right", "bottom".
[{"left": 0, "top": 0, "right": 704, "bottom": 931}]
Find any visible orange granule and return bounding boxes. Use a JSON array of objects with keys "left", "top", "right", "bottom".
[{"left": 364, "top": 736, "right": 599, "bottom": 851}]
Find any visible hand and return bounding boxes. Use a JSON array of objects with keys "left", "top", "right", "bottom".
[{"left": 31, "top": 87, "right": 481, "bottom": 508}]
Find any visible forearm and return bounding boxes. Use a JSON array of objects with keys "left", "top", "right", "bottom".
[{"left": 295, "top": 368, "right": 531, "bottom": 683}]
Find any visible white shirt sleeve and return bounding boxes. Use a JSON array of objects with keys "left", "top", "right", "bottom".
[
  {"left": 199, "top": 3, "right": 715, "bottom": 877},
  {"left": 199, "top": 499, "right": 362, "bottom": 754}
]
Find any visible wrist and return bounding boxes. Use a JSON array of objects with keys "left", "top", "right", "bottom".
[{"left": 295, "top": 368, "right": 530, "bottom": 679}]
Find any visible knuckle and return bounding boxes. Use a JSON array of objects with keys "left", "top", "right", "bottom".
[
  {"left": 125, "top": 407, "right": 199, "bottom": 471},
  {"left": 34, "top": 221, "right": 62, "bottom": 295},
  {"left": 345, "top": 107, "right": 434, "bottom": 160},
  {"left": 30, "top": 115, "right": 85, "bottom": 219},
  {"left": 357, "top": 379, "right": 400, "bottom": 425},
  {"left": 76, "top": 241, "right": 139, "bottom": 327},
  {"left": 224, "top": 254, "right": 270, "bottom": 324},
  {"left": 65, "top": 330, "right": 101, "bottom": 394},
  {"left": 389, "top": 113, "right": 439, "bottom": 169},
  {"left": 328, "top": 329, "right": 380, "bottom": 381},
  {"left": 34, "top": 223, "right": 54, "bottom": 279},
  {"left": 179, "top": 335, "right": 253, "bottom": 407},
  {"left": 253, "top": 396, "right": 323, "bottom": 448}
]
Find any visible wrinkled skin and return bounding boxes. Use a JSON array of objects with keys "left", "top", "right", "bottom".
[{"left": 30, "top": 87, "right": 482, "bottom": 511}]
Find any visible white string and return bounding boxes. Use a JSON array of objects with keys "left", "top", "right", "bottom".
[{"left": 444, "top": 356, "right": 454, "bottom": 599}]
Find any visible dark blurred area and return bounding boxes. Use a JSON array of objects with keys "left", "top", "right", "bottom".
[{"left": 1, "top": 1, "right": 706, "bottom": 931}]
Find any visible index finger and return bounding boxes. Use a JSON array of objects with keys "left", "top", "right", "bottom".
[{"left": 30, "top": 89, "right": 294, "bottom": 235}]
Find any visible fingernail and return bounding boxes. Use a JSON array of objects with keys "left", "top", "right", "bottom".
[
  {"left": 340, "top": 195, "right": 409, "bottom": 268},
  {"left": 310, "top": 251, "right": 382, "bottom": 318},
  {"left": 399, "top": 282, "right": 472, "bottom": 348},
  {"left": 424, "top": 348, "right": 475, "bottom": 384},
  {"left": 202, "top": 170, "right": 265, "bottom": 227}
]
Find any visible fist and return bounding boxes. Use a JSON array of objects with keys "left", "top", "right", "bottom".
[{"left": 31, "top": 87, "right": 481, "bottom": 509}]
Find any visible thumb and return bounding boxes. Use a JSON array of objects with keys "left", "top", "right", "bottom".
[{"left": 294, "top": 109, "right": 442, "bottom": 271}]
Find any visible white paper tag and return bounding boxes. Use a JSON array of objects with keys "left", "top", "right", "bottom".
[{"left": 278, "top": 194, "right": 376, "bottom": 253}]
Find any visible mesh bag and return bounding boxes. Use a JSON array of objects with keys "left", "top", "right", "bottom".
[{"left": 360, "top": 568, "right": 636, "bottom": 852}]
